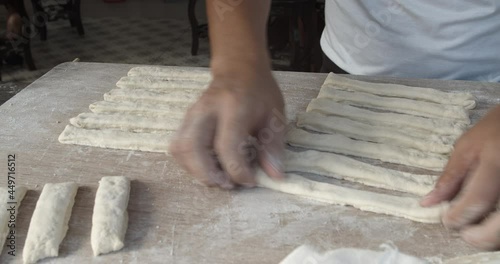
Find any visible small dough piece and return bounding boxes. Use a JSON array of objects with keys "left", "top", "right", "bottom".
[
  {"left": 58, "top": 125, "right": 172, "bottom": 153},
  {"left": 104, "top": 88, "right": 201, "bottom": 104},
  {"left": 318, "top": 88, "right": 470, "bottom": 122},
  {"left": 127, "top": 66, "right": 211, "bottom": 81},
  {"left": 285, "top": 150, "right": 437, "bottom": 196},
  {"left": 89, "top": 100, "right": 189, "bottom": 118},
  {"left": 70, "top": 113, "right": 183, "bottom": 132},
  {"left": 117, "top": 76, "right": 207, "bottom": 90},
  {"left": 324, "top": 73, "right": 476, "bottom": 109},
  {"left": 307, "top": 98, "right": 467, "bottom": 136},
  {"left": 23, "top": 182, "right": 78, "bottom": 264},
  {"left": 92, "top": 176, "right": 131, "bottom": 256},
  {"left": 256, "top": 170, "right": 447, "bottom": 223},
  {"left": 444, "top": 251, "right": 500, "bottom": 264},
  {"left": 297, "top": 112, "right": 454, "bottom": 154},
  {"left": 287, "top": 128, "right": 447, "bottom": 171},
  {"left": 0, "top": 187, "right": 27, "bottom": 252}
]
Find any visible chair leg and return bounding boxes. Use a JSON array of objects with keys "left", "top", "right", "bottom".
[
  {"left": 23, "top": 40, "right": 36, "bottom": 71},
  {"left": 188, "top": 0, "right": 199, "bottom": 56},
  {"left": 73, "top": 0, "right": 84, "bottom": 36},
  {"left": 300, "top": 1, "right": 315, "bottom": 72},
  {"left": 31, "top": 0, "right": 47, "bottom": 41}
]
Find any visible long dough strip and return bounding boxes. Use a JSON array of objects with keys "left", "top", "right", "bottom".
[
  {"left": 92, "top": 176, "right": 131, "bottom": 256},
  {"left": 70, "top": 113, "right": 183, "bottom": 132},
  {"left": 104, "top": 89, "right": 201, "bottom": 104},
  {"left": 58, "top": 125, "right": 172, "bottom": 152},
  {"left": 127, "top": 66, "right": 211, "bottom": 81},
  {"left": 0, "top": 187, "right": 27, "bottom": 252},
  {"left": 285, "top": 150, "right": 437, "bottom": 196},
  {"left": 256, "top": 170, "right": 447, "bottom": 223},
  {"left": 23, "top": 182, "right": 78, "bottom": 264},
  {"left": 89, "top": 100, "right": 189, "bottom": 117},
  {"left": 318, "top": 88, "right": 470, "bottom": 122},
  {"left": 117, "top": 76, "right": 208, "bottom": 90},
  {"left": 307, "top": 98, "right": 467, "bottom": 136},
  {"left": 324, "top": 73, "right": 476, "bottom": 109},
  {"left": 297, "top": 112, "right": 454, "bottom": 154},
  {"left": 287, "top": 128, "right": 447, "bottom": 171}
]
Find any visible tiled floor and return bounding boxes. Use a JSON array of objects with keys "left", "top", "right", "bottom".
[
  {"left": 2, "top": 16, "right": 211, "bottom": 83},
  {"left": 0, "top": 0, "right": 290, "bottom": 105},
  {"left": 0, "top": 0, "right": 211, "bottom": 104}
]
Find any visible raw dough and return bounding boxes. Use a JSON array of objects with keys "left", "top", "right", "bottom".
[
  {"left": 91, "top": 176, "right": 131, "bottom": 256},
  {"left": 318, "top": 88, "right": 470, "bottom": 122},
  {"left": 256, "top": 170, "right": 447, "bottom": 223},
  {"left": 117, "top": 76, "right": 208, "bottom": 90},
  {"left": 281, "top": 244, "right": 428, "bottom": 264},
  {"left": 324, "top": 73, "right": 476, "bottom": 109},
  {"left": 58, "top": 125, "right": 172, "bottom": 152},
  {"left": 0, "top": 186, "right": 27, "bottom": 252},
  {"left": 104, "top": 88, "right": 201, "bottom": 104},
  {"left": 307, "top": 98, "right": 467, "bottom": 136},
  {"left": 23, "top": 182, "right": 78, "bottom": 264},
  {"left": 297, "top": 112, "right": 454, "bottom": 154},
  {"left": 287, "top": 128, "right": 447, "bottom": 171},
  {"left": 89, "top": 100, "right": 189, "bottom": 118},
  {"left": 127, "top": 66, "right": 211, "bottom": 81},
  {"left": 285, "top": 150, "right": 437, "bottom": 196},
  {"left": 70, "top": 113, "right": 183, "bottom": 132}
]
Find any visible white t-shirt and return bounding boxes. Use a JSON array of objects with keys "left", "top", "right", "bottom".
[{"left": 321, "top": 0, "right": 500, "bottom": 82}]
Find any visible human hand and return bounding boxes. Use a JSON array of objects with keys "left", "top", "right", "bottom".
[
  {"left": 421, "top": 105, "right": 500, "bottom": 250},
  {"left": 169, "top": 66, "right": 286, "bottom": 189}
]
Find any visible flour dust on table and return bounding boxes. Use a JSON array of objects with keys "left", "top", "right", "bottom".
[{"left": 58, "top": 66, "right": 476, "bottom": 224}]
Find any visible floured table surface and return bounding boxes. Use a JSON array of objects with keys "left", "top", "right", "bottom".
[{"left": 1, "top": 62, "right": 499, "bottom": 263}]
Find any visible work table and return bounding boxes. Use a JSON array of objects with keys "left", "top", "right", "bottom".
[{"left": 1, "top": 62, "right": 499, "bottom": 263}]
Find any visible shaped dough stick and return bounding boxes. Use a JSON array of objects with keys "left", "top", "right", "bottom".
[
  {"left": 23, "top": 182, "right": 78, "bottom": 264},
  {"left": 91, "top": 176, "right": 131, "bottom": 256},
  {"left": 306, "top": 98, "right": 467, "bottom": 136},
  {"left": 287, "top": 128, "right": 447, "bottom": 171},
  {"left": 256, "top": 170, "right": 447, "bottom": 223},
  {"left": 324, "top": 73, "right": 476, "bottom": 109}
]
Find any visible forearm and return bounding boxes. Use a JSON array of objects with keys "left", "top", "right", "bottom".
[{"left": 206, "top": 0, "right": 272, "bottom": 77}]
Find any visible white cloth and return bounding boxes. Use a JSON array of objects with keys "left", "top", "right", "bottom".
[
  {"left": 280, "top": 245, "right": 428, "bottom": 264},
  {"left": 321, "top": 0, "right": 500, "bottom": 82}
]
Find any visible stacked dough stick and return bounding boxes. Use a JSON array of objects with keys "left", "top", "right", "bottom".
[
  {"left": 59, "top": 66, "right": 212, "bottom": 152},
  {"left": 258, "top": 73, "right": 476, "bottom": 224},
  {"left": 58, "top": 67, "right": 476, "bottom": 224}
]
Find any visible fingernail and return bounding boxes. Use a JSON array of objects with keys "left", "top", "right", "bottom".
[
  {"left": 267, "top": 152, "right": 284, "bottom": 174},
  {"left": 420, "top": 191, "right": 436, "bottom": 206},
  {"left": 241, "top": 181, "right": 256, "bottom": 188}
]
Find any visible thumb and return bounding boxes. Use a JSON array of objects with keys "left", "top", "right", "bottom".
[
  {"left": 258, "top": 110, "right": 287, "bottom": 180},
  {"left": 420, "top": 139, "right": 477, "bottom": 207}
]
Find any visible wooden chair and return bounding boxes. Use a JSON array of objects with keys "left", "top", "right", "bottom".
[
  {"left": 31, "top": 0, "right": 84, "bottom": 41},
  {"left": 0, "top": 0, "right": 36, "bottom": 81},
  {"left": 187, "top": 0, "right": 318, "bottom": 71}
]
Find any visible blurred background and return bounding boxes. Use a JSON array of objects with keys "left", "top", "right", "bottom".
[{"left": 0, "top": 0, "right": 325, "bottom": 104}]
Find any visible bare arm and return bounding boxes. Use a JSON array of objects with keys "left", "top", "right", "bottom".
[
  {"left": 208, "top": 0, "right": 272, "bottom": 76},
  {"left": 170, "top": 0, "right": 286, "bottom": 188}
]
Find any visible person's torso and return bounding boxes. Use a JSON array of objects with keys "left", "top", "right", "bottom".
[{"left": 321, "top": 0, "right": 500, "bottom": 82}]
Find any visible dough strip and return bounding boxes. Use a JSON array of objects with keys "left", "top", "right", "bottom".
[
  {"left": 287, "top": 128, "right": 447, "bottom": 171},
  {"left": 285, "top": 150, "right": 437, "bottom": 196},
  {"left": 324, "top": 73, "right": 476, "bottom": 109},
  {"left": 256, "top": 170, "right": 447, "bottom": 223}
]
